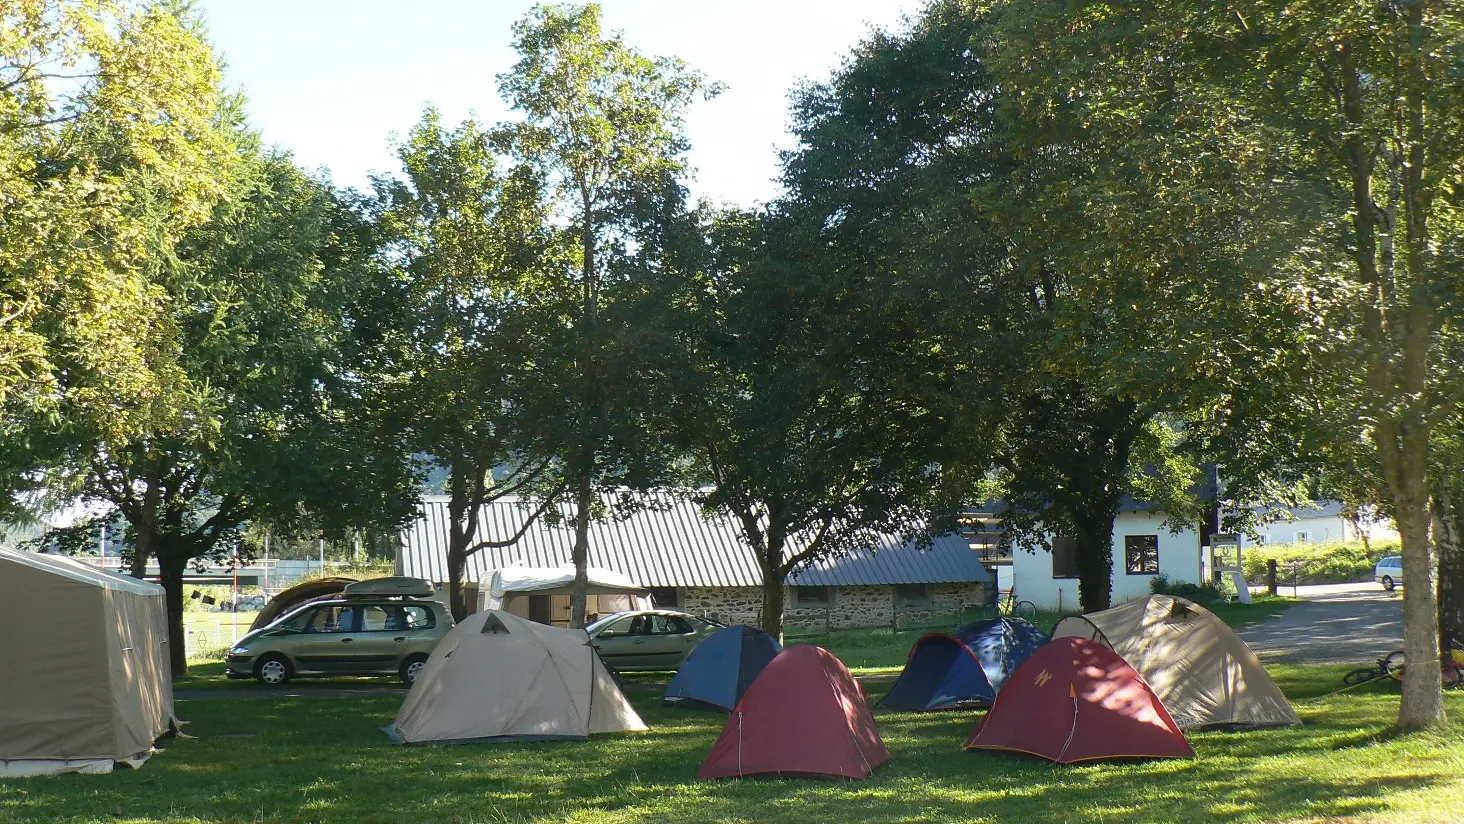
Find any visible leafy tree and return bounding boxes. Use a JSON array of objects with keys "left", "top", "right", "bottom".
[
  {"left": 0, "top": 0, "right": 234, "bottom": 512},
  {"left": 496, "top": 3, "right": 717, "bottom": 626},
  {"left": 990, "top": 0, "right": 1463, "bottom": 730},
  {"left": 649, "top": 210, "right": 957, "bottom": 640},
  {"left": 778, "top": 0, "right": 1239, "bottom": 612},
  {"left": 34, "top": 150, "right": 416, "bottom": 674},
  {"left": 371, "top": 108, "right": 568, "bottom": 621}
]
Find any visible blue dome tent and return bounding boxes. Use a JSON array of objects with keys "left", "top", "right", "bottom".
[
  {"left": 664, "top": 625, "right": 781, "bottom": 711},
  {"left": 879, "top": 617, "right": 1049, "bottom": 710}
]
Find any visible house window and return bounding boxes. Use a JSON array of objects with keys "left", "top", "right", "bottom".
[
  {"left": 649, "top": 587, "right": 679, "bottom": 608},
  {"left": 895, "top": 583, "right": 934, "bottom": 605},
  {"left": 1051, "top": 536, "right": 1079, "bottom": 579},
  {"left": 1125, "top": 535, "right": 1160, "bottom": 575},
  {"left": 794, "top": 585, "right": 831, "bottom": 606},
  {"left": 1293, "top": 531, "right": 1310, "bottom": 544}
]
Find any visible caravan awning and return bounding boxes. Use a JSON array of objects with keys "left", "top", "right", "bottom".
[{"left": 485, "top": 565, "right": 649, "bottom": 609}]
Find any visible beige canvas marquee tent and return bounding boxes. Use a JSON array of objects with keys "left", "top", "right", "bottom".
[
  {"left": 1052, "top": 594, "right": 1299, "bottom": 729},
  {"left": 386, "top": 609, "right": 647, "bottom": 744},
  {"left": 0, "top": 548, "right": 176, "bottom": 777}
]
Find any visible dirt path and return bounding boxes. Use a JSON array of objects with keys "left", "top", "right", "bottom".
[
  {"left": 1238, "top": 582, "right": 1403, "bottom": 665},
  {"left": 175, "top": 685, "right": 405, "bottom": 701}
]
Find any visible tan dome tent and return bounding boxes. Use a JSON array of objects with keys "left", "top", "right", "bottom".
[
  {"left": 1052, "top": 594, "right": 1299, "bottom": 729},
  {"left": 0, "top": 548, "right": 176, "bottom": 777},
  {"left": 385, "top": 610, "right": 647, "bottom": 744}
]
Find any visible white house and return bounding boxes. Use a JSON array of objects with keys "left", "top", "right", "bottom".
[
  {"left": 1005, "top": 509, "right": 1204, "bottom": 612},
  {"left": 1247, "top": 502, "right": 1397, "bottom": 546}
]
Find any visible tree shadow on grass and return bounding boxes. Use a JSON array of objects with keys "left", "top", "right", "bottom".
[{"left": 5, "top": 689, "right": 1462, "bottom": 824}]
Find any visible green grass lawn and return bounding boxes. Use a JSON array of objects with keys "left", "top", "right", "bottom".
[
  {"left": 8, "top": 610, "right": 1464, "bottom": 824},
  {"left": 3, "top": 665, "right": 1461, "bottom": 824}
]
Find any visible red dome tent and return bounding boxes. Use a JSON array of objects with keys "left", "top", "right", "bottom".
[
  {"left": 698, "top": 645, "right": 889, "bottom": 780},
  {"left": 964, "top": 637, "right": 1194, "bottom": 764}
]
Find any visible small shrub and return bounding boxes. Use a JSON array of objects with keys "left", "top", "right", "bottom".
[{"left": 1149, "top": 573, "right": 1225, "bottom": 604}]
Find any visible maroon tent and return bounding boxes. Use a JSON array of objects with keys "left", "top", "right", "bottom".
[
  {"left": 963, "top": 636, "right": 1194, "bottom": 764},
  {"left": 698, "top": 644, "right": 889, "bottom": 780}
]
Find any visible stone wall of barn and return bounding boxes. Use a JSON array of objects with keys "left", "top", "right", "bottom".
[{"left": 679, "top": 581, "right": 986, "bottom": 631}]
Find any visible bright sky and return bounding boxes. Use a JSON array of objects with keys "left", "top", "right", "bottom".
[{"left": 198, "top": 1, "right": 925, "bottom": 208}]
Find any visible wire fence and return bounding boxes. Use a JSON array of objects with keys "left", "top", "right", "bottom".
[{"left": 185, "top": 611, "right": 260, "bottom": 662}]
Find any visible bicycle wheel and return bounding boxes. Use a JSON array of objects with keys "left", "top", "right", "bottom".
[
  {"left": 1342, "top": 668, "right": 1380, "bottom": 687},
  {"left": 981, "top": 601, "right": 1002, "bottom": 620},
  {"left": 1384, "top": 650, "right": 1407, "bottom": 681},
  {"left": 1444, "top": 667, "right": 1461, "bottom": 690},
  {"left": 1012, "top": 601, "right": 1037, "bottom": 621}
]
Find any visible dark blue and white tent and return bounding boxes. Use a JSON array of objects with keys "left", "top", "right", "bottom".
[
  {"left": 663, "top": 626, "right": 781, "bottom": 711},
  {"left": 879, "top": 617, "right": 1049, "bottom": 710}
]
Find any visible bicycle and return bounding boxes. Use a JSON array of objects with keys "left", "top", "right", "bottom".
[
  {"left": 1341, "top": 650, "right": 1407, "bottom": 687},
  {"left": 1380, "top": 640, "right": 1464, "bottom": 690},
  {"left": 983, "top": 588, "right": 1037, "bottom": 621}
]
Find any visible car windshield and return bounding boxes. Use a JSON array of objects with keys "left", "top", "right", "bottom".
[
  {"left": 271, "top": 602, "right": 336, "bottom": 630},
  {"left": 586, "top": 612, "right": 631, "bottom": 633}
]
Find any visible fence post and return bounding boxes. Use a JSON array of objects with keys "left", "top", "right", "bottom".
[{"left": 1266, "top": 560, "right": 1278, "bottom": 596}]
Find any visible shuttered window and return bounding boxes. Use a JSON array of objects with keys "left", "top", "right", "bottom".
[{"left": 1052, "top": 537, "right": 1079, "bottom": 579}]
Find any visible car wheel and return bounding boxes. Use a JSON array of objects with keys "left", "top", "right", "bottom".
[
  {"left": 255, "top": 653, "right": 293, "bottom": 686},
  {"left": 1382, "top": 575, "right": 1396, "bottom": 591},
  {"left": 400, "top": 653, "right": 429, "bottom": 686}
]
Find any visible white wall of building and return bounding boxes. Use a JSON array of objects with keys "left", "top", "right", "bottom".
[
  {"left": 1251, "top": 513, "right": 1397, "bottom": 546},
  {"left": 1013, "top": 512, "right": 1203, "bottom": 612},
  {"left": 1252, "top": 515, "right": 1348, "bottom": 545}
]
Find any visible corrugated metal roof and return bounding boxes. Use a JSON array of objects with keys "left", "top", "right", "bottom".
[{"left": 399, "top": 493, "right": 992, "bottom": 588}]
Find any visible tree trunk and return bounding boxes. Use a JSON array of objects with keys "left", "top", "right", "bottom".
[
  {"left": 1436, "top": 483, "right": 1464, "bottom": 650},
  {"left": 1395, "top": 494, "right": 1445, "bottom": 730},
  {"left": 130, "top": 505, "right": 156, "bottom": 578},
  {"left": 1072, "top": 512, "right": 1116, "bottom": 613},
  {"left": 759, "top": 562, "right": 786, "bottom": 642},
  {"left": 569, "top": 469, "right": 592, "bottom": 628},
  {"left": 158, "top": 551, "right": 189, "bottom": 677},
  {"left": 129, "top": 541, "right": 149, "bottom": 578},
  {"left": 1390, "top": 0, "right": 1445, "bottom": 733},
  {"left": 127, "top": 462, "right": 165, "bottom": 578},
  {"left": 569, "top": 189, "right": 598, "bottom": 630},
  {"left": 446, "top": 464, "right": 477, "bottom": 623},
  {"left": 447, "top": 539, "right": 470, "bottom": 622}
]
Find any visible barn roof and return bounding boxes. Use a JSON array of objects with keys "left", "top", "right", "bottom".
[{"left": 399, "top": 493, "right": 992, "bottom": 588}]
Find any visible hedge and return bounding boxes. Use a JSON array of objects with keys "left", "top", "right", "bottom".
[{"left": 1241, "top": 539, "right": 1399, "bottom": 586}]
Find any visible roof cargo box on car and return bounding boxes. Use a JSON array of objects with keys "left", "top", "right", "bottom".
[{"left": 343, "top": 577, "right": 435, "bottom": 599}]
